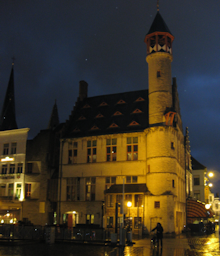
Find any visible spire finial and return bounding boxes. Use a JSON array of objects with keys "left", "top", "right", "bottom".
[
  {"left": 12, "top": 56, "right": 15, "bottom": 66},
  {"left": 157, "top": 0, "right": 159, "bottom": 11}
]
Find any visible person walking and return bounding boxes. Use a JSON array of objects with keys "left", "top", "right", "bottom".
[{"left": 151, "top": 222, "right": 163, "bottom": 247}]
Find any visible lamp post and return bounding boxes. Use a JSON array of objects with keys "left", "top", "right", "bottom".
[
  {"left": 127, "top": 201, "right": 132, "bottom": 230},
  {"left": 126, "top": 201, "right": 132, "bottom": 244}
]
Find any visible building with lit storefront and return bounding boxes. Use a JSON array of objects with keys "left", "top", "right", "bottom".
[
  {"left": 58, "top": 10, "right": 192, "bottom": 234},
  {"left": 0, "top": 64, "right": 62, "bottom": 225}
]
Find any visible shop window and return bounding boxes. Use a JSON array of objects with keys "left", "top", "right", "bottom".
[
  {"left": 106, "top": 139, "right": 117, "bottom": 161},
  {"left": 135, "top": 194, "right": 142, "bottom": 207},
  {"left": 107, "top": 216, "right": 113, "bottom": 228},
  {"left": 86, "top": 214, "right": 94, "bottom": 224},
  {"left": 107, "top": 195, "right": 113, "bottom": 207},
  {"left": 134, "top": 217, "right": 142, "bottom": 229},
  {"left": 0, "top": 184, "right": 6, "bottom": 196},
  {"left": 87, "top": 140, "right": 97, "bottom": 163},
  {"left": 125, "top": 194, "right": 132, "bottom": 202}
]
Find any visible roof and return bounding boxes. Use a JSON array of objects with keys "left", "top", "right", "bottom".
[
  {"left": 64, "top": 89, "right": 149, "bottom": 138},
  {"left": 187, "top": 199, "right": 214, "bottom": 219},
  {"left": 0, "top": 64, "right": 18, "bottom": 131},
  {"left": 147, "top": 11, "right": 172, "bottom": 36},
  {"left": 105, "top": 184, "right": 148, "bottom": 194},
  {"left": 191, "top": 156, "right": 207, "bottom": 170}
]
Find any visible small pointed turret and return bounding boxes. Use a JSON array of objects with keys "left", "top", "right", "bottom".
[
  {"left": 144, "top": 11, "right": 174, "bottom": 55},
  {"left": 48, "top": 100, "right": 59, "bottom": 130},
  {"left": 0, "top": 63, "right": 18, "bottom": 131}
]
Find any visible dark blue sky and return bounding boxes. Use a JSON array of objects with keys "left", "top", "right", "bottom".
[{"left": 0, "top": 1, "right": 219, "bottom": 193}]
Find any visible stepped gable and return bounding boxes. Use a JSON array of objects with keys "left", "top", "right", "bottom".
[{"left": 64, "top": 89, "right": 149, "bottom": 138}]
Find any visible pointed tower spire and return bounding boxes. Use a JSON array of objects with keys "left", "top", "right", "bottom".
[
  {"left": 48, "top": 100, "right": 59, "bottom": 130},
  {"left": 0, "top": 62, "right": 18, "bottom": 131},
  {"left": 157, "top": 0, "right": 159, "bottom": 12}
]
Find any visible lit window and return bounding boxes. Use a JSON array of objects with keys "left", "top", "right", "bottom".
[
  {"left": 86, "top": 177, "right": 96, "bottom": 201},
  {"left": 134, "top": 217, "right": 142, "bottom": 229},
  {"left": 127, "top": 137, "right": 138, "bottom": 161},
  {"left": 87, "top": 140, "right": 97, "bottom": 163},
  {"left": 105, "top": 177, "right": 116, "bottom": 190},
  {"left": 194, "top": 190, "right": 200, "bottom": 200},
  {"left": 135, "top": 194, "right": 142, "bottom": 207},
  {"left": 107, "top": 195, "right": 113, "bottom": 207},
  {"left": 3, "top": 144, "right": 9, "bottom": 155},
  {"left": 68, "top": 142, "right": 78, "bottom": 164},
  {"left": 25, "top": 184, "right": 31, "bottom": 198},
  {"left": 11, "top": 143, "right": 17, "bottom": 154},
  {"left": 86, "top": 214, "right": 94, "bottom": 224},
  {"left": 107, "top": 216, "right": 113, "bottom": 228},
  {"left": 106, "top": 139, "right": 117, "bottom": 161},
  {"left": 15, "top": 184, "right": 22, "bottom": 200}
]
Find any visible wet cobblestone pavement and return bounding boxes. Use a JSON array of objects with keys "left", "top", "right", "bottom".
[{"left": 0, "top": 232, "right": 220, "bottom": 256}]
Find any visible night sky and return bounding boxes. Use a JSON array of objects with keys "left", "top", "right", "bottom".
[{"left": 0, "top": 1, "right": 219, "bottom": 193}]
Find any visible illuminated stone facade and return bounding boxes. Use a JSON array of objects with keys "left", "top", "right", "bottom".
[{"left": 58, "top": 12, "right": 193, "bottom": 234}]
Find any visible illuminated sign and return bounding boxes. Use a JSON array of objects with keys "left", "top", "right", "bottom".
[{"left": 1, "top": 156, "right": 14, "bottom": 162}]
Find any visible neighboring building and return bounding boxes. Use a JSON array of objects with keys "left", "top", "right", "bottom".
[
  {"left": 58, "top": 10, "right": 191, "bottom": 234},
  {"left": 0, "top": 64, "right": 62, "bottom": 225},
  {"left": 191, "top": 156, "right": 207, "bottom": 202},
  {"left": 25, "top": 101, "right": 63, "bottom": 225},
  {"left": 211, "top": 195, "right": 220, "bottom": 218},
  {"left": 0, "top": 63, "right": 30, "bottom": 223}
]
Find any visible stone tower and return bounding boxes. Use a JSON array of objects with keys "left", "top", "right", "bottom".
[
  {"left": 144, "top": 11, "right": 174, "bottom": 125},
  {"left": 145, "top": 11, "right": 186, "bottom": 233}
]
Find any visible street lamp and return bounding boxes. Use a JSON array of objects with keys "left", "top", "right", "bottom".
[
  {"left": 208, "top": 172, "right": 214, "bottom": 178},
  {"left": 127, "top": 201, "right": 132, "bottom": 230}
]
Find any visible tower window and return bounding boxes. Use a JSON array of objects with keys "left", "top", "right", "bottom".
[
  {"left": 154, "top": 201, "right": 160, "bottom": 208},
  {"left": 157, "top": 71, "right": 161, "bottom": 78}
]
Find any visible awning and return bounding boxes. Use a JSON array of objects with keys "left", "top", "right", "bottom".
[{"left": 187, "top": 199, "right": 214, "bottom": 219}]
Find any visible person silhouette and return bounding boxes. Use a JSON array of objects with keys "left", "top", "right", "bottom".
[{"left": 151, "top": 222, "right": 163, "bottom": 247}]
